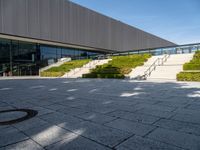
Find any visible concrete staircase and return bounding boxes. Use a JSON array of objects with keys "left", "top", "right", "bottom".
[
  {"left": 128, "top": 53, "right": 194, "bottom": 80},
  {"left": 148, "top": 53, "right": 193, "bottom": 80},
  {"left": 62, "top": 59, "right": 111, "bottom": 78},
  {"left": 128, "top": 55, "right": 164, "bottom": 79}
]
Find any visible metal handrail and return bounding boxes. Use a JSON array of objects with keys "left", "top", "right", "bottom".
[{"left": 143, "top": 54, "right": 170, "bottom": 79}]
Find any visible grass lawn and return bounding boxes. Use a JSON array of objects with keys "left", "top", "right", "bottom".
[{"left": 40, "top": 59, "right": 90, "bottom": 77}]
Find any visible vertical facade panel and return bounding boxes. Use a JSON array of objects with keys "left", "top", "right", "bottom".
[
  {"left": 0, "top": 0, "right": 3, "bottom": 33},
  {"left": 0, "top": 0, "right": 176, "bottom": 52},
  {"left": 69, "top": 3, "right": 76, "bottom": 44},
  {"left": 27, "top": 0, "right": 40, "bottom": 38},
  {"left": 39, "top": 0, "right": 51, "bottom": 40},
  {"left": 58, "top": 0, "right": 64, "bottom": 42},
  {"left": 15, "top": 0, "right": 27, "bottom": 36},
  {"left": 63, "top": 0, "right": 70, "bottom": 43},
  {"left": 1, "top": 0, "right": 17, "bottom": 35},
  {"left": 49, "top": 0, "right": 60, "bottom": 41}
]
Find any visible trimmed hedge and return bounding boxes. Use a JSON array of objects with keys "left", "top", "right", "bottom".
[
  {"left": 183, "top": 51, "right": 200, "bottom": 70},
  {"left": 82, "top": 73, "right": 125, "bottom": 79},
  {"left": 40, "top": 59, "right": 90, "bottom": 77},
  {"left": 40, "top": 72, "right": 65, "bottom": 77},
  {"left": 83, "top": 54, "right": 151, "bottom": 79},
  {"left": 183, "top": 63, "right": 200, "bottom": 70},
  {"left": 177, "top": 72, "right": 200, "bottom": 81},
  {"left": 177, "top": 51, "right": 200, "bottom": 81}
]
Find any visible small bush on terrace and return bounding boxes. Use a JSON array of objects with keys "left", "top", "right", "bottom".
[
  {"left": 177, "top": 51, "right": 200, "bottom": 82},
  {"left": 183, "top": 51, "right": 200, "bottom": 70},
  {"left": 177, "top": 72, "right": 200, "bottom": 82}
]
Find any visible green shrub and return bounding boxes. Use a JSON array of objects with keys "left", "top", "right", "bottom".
[
  {"left": 177, "top": 51, "right": 200, "bottom": 81},
  {"left": 83, "top": 73, "right": 125, "bottom": 79},
  {"left": 40, "top": 59, "right": 90, "bottom": 77},
  {"left": 183, "top": 51, "right": 200, "bottom": 71},
  {"left": 97, "top": 73, "right": 125, "bottom": 79},
  {"left": 82, "top": 73, "right": 97, "bottom": 78},
  {"left": 183, "top": 63, "right": 200, "bottom": 70},
  {"left": 91, "top": 65, "right": 121, "bottom": 74},
  {"left": 177, "top": 72, "right": 200, "bottom": 81},
  {"left": 193, "top": 51, "right": 200, "bottom": 59}
]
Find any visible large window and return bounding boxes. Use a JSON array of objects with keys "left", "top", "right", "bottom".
[
  {"left": 0, "top": 39, "right": 39, "bottom": 76},
  {"left": 0, "top": 39, "right": 11, "bottom": 76},
  {"left": 0, "top": 38, "right": 102, "bottom": 76}
]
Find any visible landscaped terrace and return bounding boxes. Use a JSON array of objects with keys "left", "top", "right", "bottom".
[
  {"left": 177, "top": 51, "right": 200, "bottom": 81},
  {"left": 40, "top": 59, "right": 90, "bottom": 77},
  {"left": 83, "top": 54, "right": 151, "bottom": 79}
]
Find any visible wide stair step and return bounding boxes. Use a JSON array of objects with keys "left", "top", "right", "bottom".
[
  {"left": 128, "top": 53, "right": 194, "bottom": 80},
  {"left": 148, "top": 53, "right": 193, "bottom": 80},
  {"left": 128, "top": 55, "right": 163, "bottom": 79}
]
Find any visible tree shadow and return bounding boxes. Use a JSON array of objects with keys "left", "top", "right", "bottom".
[{"left": 0, "top": 78, "right": 200, "bottom": 149}]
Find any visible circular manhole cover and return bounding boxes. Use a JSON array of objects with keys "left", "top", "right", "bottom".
[{"left": 0, "top": 109, "right": 38, "bottom": 125}]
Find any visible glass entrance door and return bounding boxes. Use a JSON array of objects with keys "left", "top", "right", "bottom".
[
  {"left": 0, "top": 39, "right": 11, "bottom": 76},
  {"left": 0, "top": 38, "right": 39, "bottom": 76},
  {"left": 12, "top": 41, "right": 39, "bottom": 76}
]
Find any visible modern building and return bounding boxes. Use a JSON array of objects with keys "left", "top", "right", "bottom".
[{"left": 0, "top": 0, "right": 176, "bottom": 76}]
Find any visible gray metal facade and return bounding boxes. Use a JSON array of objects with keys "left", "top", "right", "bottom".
[{"left": 0, "top": 0, "right": 176, "bottom": 52}]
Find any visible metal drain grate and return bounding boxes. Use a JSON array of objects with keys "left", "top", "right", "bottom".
[{"left": 0, "top": 109, "right": 38, "bottom": 125}]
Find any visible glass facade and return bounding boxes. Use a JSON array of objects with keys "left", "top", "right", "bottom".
[
  {"left": 0, "top": 38, "right": 102, "bottom": 76},
  {"left": 115, "top": 44, "right": 200, "bottom": 56},
  {"left": 1, "top": 37, "right": 199, "bottom": 77}
]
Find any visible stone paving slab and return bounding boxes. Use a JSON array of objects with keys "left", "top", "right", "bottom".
[
  {"left": 8, "top": 101, "right": 36, "bottom": 109},
  {"left": 0, "top": 106, "right": 15, "bottom": 111},
  {"left": 0, "top": 111, "right": 26, "bottom": 122},
  {"left": 31, "top": 106, "right": 55, "bottom": 116},
  {"left": 135, "top": 103, "right": 177, "bottom": 112},
  {"left": 43, "top": 103, "right": 69, "bottom": 111},
  {"left": 59, "top": 120, "right": 132, "bottom": 148},
  {"left": 104, "top": 118, "right": 156, "bottom": 136},
  {"left": 39, "top": 112, "right": 84, "bottom": 126},
  {"left": 154, "top": 118, "right": 200, "bottom": 136},
  {"left": 136, "top": 107, "right": 175, "bottom": 118},
  {"left": 185, "top": 104, "right": 200, "bottom": 110},
  {"left": 147, "top": 128, "right": 200, "bottom": 150},
  {"left": 116, "top": 135, "right": 183, "bottom": 150},
  {"left": 172, "top": 113, "right": 200, "bottom": 124},
  {"left": 0, "top": 139, "right": 44, "bottom": 150},
  {"left": 76, "top": 105, "right": 117, "bottom": 114},
  {"left": 58, "top": 107, "right": 88, "bottom": 116},
  {"left": 13, "top": 117, "right": 49, "bottom": 131},
  {"left": 45, "top": 136, "right": 111, "bottom": 150},
  {"left": 76, "top": 112, "right": 117, "bottom": 124},
  {"left": 0, "top": 127, "right": 28, "bottom": 147},
  {"left": 174, "top": 108, "right": 200, "bottom": 115},
  {"left": 23, "top": 124, "right": 77, "bottom": 147},
  {"left": 155, "top": 101, "right": 188, "bottom": 108},
  {"left": 0, "top": 79, "right": 200, "bottom": 149},
  {"left": 0, "top": 102, "right": 9, "bottom": 107},
  {"left": 107, "top": 110, "right": 160, "bottom": 124}
]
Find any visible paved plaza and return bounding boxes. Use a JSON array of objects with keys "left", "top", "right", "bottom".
[{"left": 0, "top": 78, "right": 200, "bottom": 150}]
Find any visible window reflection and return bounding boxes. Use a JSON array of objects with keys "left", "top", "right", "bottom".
[{"left": 0, "top": 38, "right": 102, "bottom": 76}]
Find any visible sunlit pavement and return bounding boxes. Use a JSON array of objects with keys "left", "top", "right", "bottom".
[{"left": 0, "top": 78, "right": 200, "bottom": 150}]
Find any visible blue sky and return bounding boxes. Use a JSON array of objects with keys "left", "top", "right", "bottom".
[{"left": 70, "top": 0, "right": 200, "bottom": 45}]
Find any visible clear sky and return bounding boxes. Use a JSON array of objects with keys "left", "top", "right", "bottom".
[{"left": 70, "top": 0, "right": 200, "bottom": 45}]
